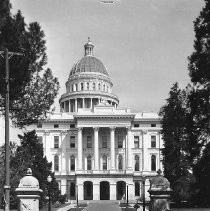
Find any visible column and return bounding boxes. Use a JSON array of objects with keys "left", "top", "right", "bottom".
[
  {"left": 44, "top": 131, "right": 50, "bottom": 158},
  {"left": 110, "top": 127, "right": 116, "bottom": 170},
  {"left": 82, "top": 98, "right": 85, "bottom": 108},
  {"left": 61, "top": 179, "right": 67, "bottom": 195},
  {"left": 142, "top": 130, "right": 147, "bottom": 171},
  {"left": 77, "top": 184, "right": 84, "bottom": 201},
  {"left": 77, "top": 127, "right": 83, "bottom": 170},
  {"left": 110, "top": 183, "right": 116, "bottom": 200},
  {"left": 90, "top": 98, "right": 93, "bottom": 109},
  {"left": 93, "top": 183, "right": 100, "bottom": 200},
  {"left": 126, "top": 126, "right": 132, "bottom": 170},
  {"left": 94, "top": 127, "right": 99, "bottom": 170},
  {"left": 61, "top": 131, "right": 67, "bottom": 172},
  {"left": 69, "top": 100, "right": 71, "bottom": 113},
  {"left": 75, "top": 98, "right": 78, "bottom": 112}
]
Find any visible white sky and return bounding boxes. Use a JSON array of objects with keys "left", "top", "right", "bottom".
[{"left": 0, "top": 0, "right": 204, "bottom": 145}]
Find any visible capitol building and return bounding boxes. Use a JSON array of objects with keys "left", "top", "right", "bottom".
[{"left": 28, "top": 38, "right": 163, "bottom": 201}]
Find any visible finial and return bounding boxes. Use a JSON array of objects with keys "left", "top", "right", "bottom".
[
  {"left": 84, "top": 38, "right": 94, "bottom": 56},
  {"left": 26, "top": 168, "right": 32, "bottom": 176},
  {"left": 88, "top": 37, "right": 91, "bottom": 43}
]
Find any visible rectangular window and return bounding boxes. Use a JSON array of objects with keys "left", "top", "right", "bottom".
[
  {"left": 87, "top": 136, "right": 92, "bottom": 148},
  {"left": 102, "top": 136, "right": 107, "bottom": 148},
  {"left": 134, "top": 136, "right": 139, "bottom": 148},
  {"left": 54, "top": 136, "right": 59, "bottom": 148},
  {"left": 66, "top": 101, "right": 69, "bottom": 112},
  {"left": 151, "top": 136, "right": 156, "bottom": 148},
  {"left": 151, "top": 124, "right": 156, "bottom": 127},
  {"left": 70, "top": 136, "right": 75, "bottom": 148},
  {"left": 54, "top": 124, "right": 59, "bottom": 128},
  {"left": 38, "top": 136, "right": 43, "bottom": 144},
  {"left": 118, "top": 136, "right": 123, "bottom": 148},
  {"left": 134, "top": 124, "right": 139, "bottom": 128},
  {"left": 37, "top": 122, "right": 42, "bottom": 128}
]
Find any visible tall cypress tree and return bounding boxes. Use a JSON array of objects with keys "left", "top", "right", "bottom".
[
  {"left": 159, "top": 83, "right": 192, "bottom": 203},
  {"left": 187, "top": 0, "right": 210, "bottom": 205}
]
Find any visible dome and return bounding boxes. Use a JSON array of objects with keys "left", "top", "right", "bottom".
[
  {"left": 18, "top": 168, "right": 40, "bottom": 189},
  {"left": 70, "top": 56, "right": 109, "bottom": 76}
]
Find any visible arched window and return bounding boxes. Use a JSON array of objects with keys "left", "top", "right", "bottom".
[
  {"left": 135, "top": 182, "right": 140, "bottom": 196},
  {"left": 87, "top": 82, "right": 89, "bottom": 90},
  {"left": 103, "top": 84, "right": 105, "bottom": 91},
  {"left": 71, "top": 85, "right": 74, "bottom": 92},
  {"left": 87, "top": 155, "right": 92, "bottom": 170},
  {"left": 151, "top": 155, "right": 156, "bottom": 171},
  {"left": 135, "top": 155, "right": 140, "bottom": 171},
  {"left": 103, "top": 155, "right": 107, "bottom": 170},
  {"left": 98, "top": 83, "right": 101, "bottom": 91},
  {"left": 75, "top": 84, "right": 78, "bottom": 91},
  {"left": 92, "top": 82, "right": 96, "bottom": 90},
  {"left": 81, "top": 83, "right": 84, "bottom": 90},
  {"left": 70, "top": 155, "right": 75, "bottom": 171},
  {"left": 118, "top": 155, "right": 123, "bottom": 170},
  {"left": 54, "top": 155, "right": 59, "bottom": 171}
]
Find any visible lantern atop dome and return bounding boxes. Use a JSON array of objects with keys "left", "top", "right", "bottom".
[{"left": 84, "top": 37, "right": 94, "bottom": 56}]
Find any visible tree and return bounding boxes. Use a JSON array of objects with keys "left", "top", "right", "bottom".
[
  {"left": 0, "top": 131, "right": 60, "bottom": 208},
  {"left": 0, "top": 0, "right": 59, "bottom": 128},
  {"left": 159, "top": 83, "right": 193, "bottom": 203},
  {"left": 187, "top": 0, "right": 210, "bottom": 205}
]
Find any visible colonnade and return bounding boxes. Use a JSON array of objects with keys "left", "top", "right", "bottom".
[
  {"left": 60, "top": 97, "right": 118, "bottom": 112},
  {"left": 77, "top": 126, "right": 133, "bottom": 172}
]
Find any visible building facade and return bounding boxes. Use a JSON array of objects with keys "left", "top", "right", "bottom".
[{"left": 28, "top": 38, "right": 163, "bottom": 201}]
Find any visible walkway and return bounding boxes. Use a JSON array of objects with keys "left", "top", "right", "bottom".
[{"left": 84, "top": 201, "right": 121, "bottom": 211}]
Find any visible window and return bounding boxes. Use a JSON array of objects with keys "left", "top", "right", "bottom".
[
  {"left": 103, "top": 84, "right": 105, "bottom": 91},
  {"left": 81, "top": 83, "right": 84, "bottom": 90},
  {"left": 70, "top": 155, "right": 75, "bottom": 171},
  {"left": 118, "top": 155, "right": 123, "bottom": 170},
  {"left": 135, "top": 182, "right": 140, "bottom": 196},
  {"left": 151, "top": 136, "right": 156, "bottom": 148},
  {"left": 87, "top": 155, "right": 92, "bottom": 170},
  {"left": 70, "top": 124, "right": 75, "bottom": 128},
  {"left": 66, "top": 101, "right": 69, "bottom": 112},
  {"left": 102, "top": 136, "right": 107, "bottom": 148},
  {"left": 54, "top": 124, "right": 59, "bottom": 128},
  {"left": 135, "top": 155, "right": 140, "bottom": 171},
  {"left": 37, "top": 122, "right": 42, "bottom": 128},
  {"left": 98, "top": 83, "right": 101, "bottom": 90},
  {"left": 54, "top": 136, "right": 59, "bottom": 148},
  {"left": 70, "top": 136, "right": 75, "bottom": 148},
  {"left": 103, "top": 155, "right": 107, "bottom": 170},
  {"left": 87, "top": 136, "right": 92, "bottom": 148},
  {"left": 134, "top": 136, "right": 139, "bottom": 148},
  {"left": 75, "top": 84, "right": 78, "bottom": 91},
  {"left": 151, "top": 124, "right": 156, "bottom": 127},
  {"left": 118, "top": 136, "right": 123, "bottom": 148},
  {"left": 87, "top": 82, "right": 89, "bottom": 90},
  {"left": 70, "top": 183, "right": 75, "bottom": 197},
  {"left": 71, "top": 85, "right": 74, "bottom": 92},
  {"left": 38, "top": 136, "right": 43, "bottom": 144},
  {"left": 92, "top": 82, "right": 96, "bottom": 90},
  {"left": 151, "top": 155, "right": 156, "bottom": 171},
  {"left": 54, "top": 155, "right": 59, "bottom": 171},
  {"left": 134, "top": 124, "right": 139, "bottom": 128}
]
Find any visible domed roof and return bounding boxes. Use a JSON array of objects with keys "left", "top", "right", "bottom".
[
  {"left": 18, "top": 168, "right": 39, "bottom": 189},
  {"left": 69, "top": 38, "right": 109, "bottom": 77},
  {"left": 70, "top": 56, "right": 109, "bottom": 76}
]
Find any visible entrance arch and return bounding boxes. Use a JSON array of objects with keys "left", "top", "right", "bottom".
[
  {"left": 100, "top": 181, "right": 110, "bottom": 200},
  {"left": 116, "top": 181, "right": 126, "bottom": 200},
  {"left": 84, "top": 181, "right": 93, "bottom": 200}
]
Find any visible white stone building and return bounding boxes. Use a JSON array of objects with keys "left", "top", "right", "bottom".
[{"left": 28, "top": 38, "right": 163, "bottom": 201}]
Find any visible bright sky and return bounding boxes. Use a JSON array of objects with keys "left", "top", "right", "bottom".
[{"left": 0, "top": 0, "right": 204, "bottom": 145}]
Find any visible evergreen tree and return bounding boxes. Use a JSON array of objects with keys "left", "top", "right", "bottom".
[
  {"left": 0, "top": 0, "right": 59, "bottom": 128},
  {"left": 1, "top": 131, "right": 61, "bottom": 208},
  {"left": 159, "top": 83, "right": 193, "bottom": 203},
  {"left": 187, "top": 0, "right": 210, "bottom": 205}
]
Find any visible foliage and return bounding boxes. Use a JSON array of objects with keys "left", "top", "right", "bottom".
[
  {"left": 159, "top": 83, "right": 194, "bottom": 203},
  {"left": 0, "top": 0, "right": 59, "bottom": 128},
  {"left": 0, "top": 131, "right": 61, "bottom": 209}
]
